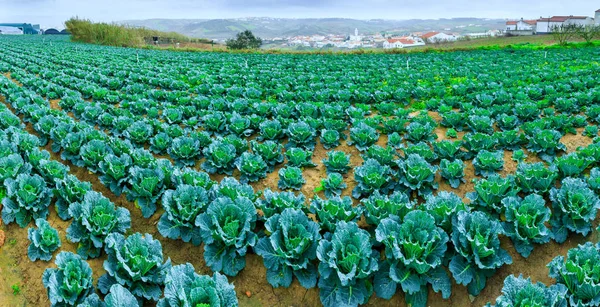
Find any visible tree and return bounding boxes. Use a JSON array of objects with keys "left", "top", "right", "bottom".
[
  {"left": 226, "top": 30, "right": 263, "bottom": 50},
  {"left": 575, "top": 24, "right": 600, "bottom": 44},
  {"left": 551, "top": 23, "right": 578, "bottom": 45}
]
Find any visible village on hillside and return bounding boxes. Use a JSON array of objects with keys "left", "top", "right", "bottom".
[{"left": 278, "top": 8, "right": 600, "bottom": 49}]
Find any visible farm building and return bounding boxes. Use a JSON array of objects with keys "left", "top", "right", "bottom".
[
  {"left": 383, "top": 37, "right": 425, "bottom": 49},
  {"left": 536, "top": 15, "right": 595, "bottom": 33},
  {"left": 421, "top": 32, "right": 459, "bottom": 43},
  {"left": 0, "top": 26, "right": 23, "bottom": 35},
  {"left": 43, "top": 28, "right": 69, "bottom": 35},
  {"left": 505, "top": 19, "right": 537, "bottom": 35},
  {"left": 0, "top": 23, "right": 39, "bottom": 34},
  {"left": 505, "top": 19, "right": 537, "bottom": 31}
]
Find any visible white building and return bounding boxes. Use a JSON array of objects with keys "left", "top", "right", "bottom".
[
  {"left": 536, "top": 15, "right": 595, "bottom": 33},
  {"left": 349, "top": 28, "right": 362, "bottom": 42},
  {"left": 383, "top": 37, "right": 426, "bottom": 49},
  {"left": 421, "top": 31, "right": 459, "bottom": 43},
  {"left": 596, "top": 9, "right": 600, "bottom": 25},
  {"left": 0, "top": 26, "right": 23, "bottom": 35},
  {"left": 505, "top": 19, "right": 537, "bottom": 31}
]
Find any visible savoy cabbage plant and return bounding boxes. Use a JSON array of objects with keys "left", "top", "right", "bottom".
[
  {"left": 439, "top": 159, "right": 466, "bottom": 189},
  {"left": 2, "top": 173, "right": 52, "bottom": 227},
  {"left": 322, "top": 150, "right": 351, "bottom": 174},
  {"left": 256, "top": 189, "right": 306, "bottom": 220},
  {"left": 0, "top": 153, "right": 31, "bottom": 185},
  {"left": 99, "top": 154, "right": 132, "bottom": 196},
  {"left": 397, "top": 154, "right": 438, "bottom": 196},
  {"left": 348, "top": 122, "right": 380, "bottom": 151},
  {"left": 374, "top": 211, "right": 451, "bottom": 307},
  {"left": 99, "top": 233, "right": 172, "bottom": 302},
  {"left": 502, "top": 194, "right": 552, "bottom": 258},
  {"left": 317, "top": 221, "right": 378, "bottom": 307},
  {"left": 548, "top": 242, "right": 600, "bottom": 306},
  {"left": 285, "top": 147, "right": 317, "bottom": 168},
  {"left": 485, "top": 274, "right": 567, "bottom": 307},
  {"left": 255, "top": 209, "right": 321, "bottom": 288},
  {"left": 422, "top": 191, "right": 467, "bottom": 233},
  {"left": 278, "top": 166, "right": 305, "bottom": 190},
  {"left": 467, "top": 175, "right": 520, "bottom": 215},
  {"left": 235, "top": 152, "right": 268, "bottom": 183},
  {"left": 67, "top": 191, "right": 131, "bottom": 259},
  {"left": 473, "top": 150, "right": 504, "bottom": 177},
  {"left": 286, "top": 121, "right": 316, "bottom": 150},
  {"left": 318, "top": 172, "right": 347, "bottom": 198},
  {"left": 42, "top": 252, "right": 95, "bottom": 307},
  {"left": 202, "top": 140, "right": 237, "bottom": 175},
  {"left": 79, "top": 139, "right": 114, "bottom": 172},
  {"left": 158, "top": 263, "right": 238, "bottom": 307},
  {"left": 251, "top": 140, "right": 284, "bottom": 172},
  {"left": 549, "top": 177, "right": 600, "bottom": 243},
  {"left": 515, "top": 162, "right": 558, "bottom": 195},
  {"left": 158, "top": 185, "right": 209, "bottom": 246},
  {"left": 449, "top": 211, "right": 512, "bottom": 296},
  {"left": 196, "top": 197, "right": 257, "bottom": 276},
  {"left": 362, "top": 191, "right": 413, "bottom": 226},
  {"left": 53, "top": 174, "right": 92, "bottom": 220},
  {"left": 310, "top": 196, "right": 363, "bottom": 233},
  {"left": 125, "top": 166, "right": 165, "bottom": 218},
  {"left": 352, "top": 158, "right": 394, "bottom": 198},
  {"left": 27, "top": 218, "right": 61, "bottom": 261}
]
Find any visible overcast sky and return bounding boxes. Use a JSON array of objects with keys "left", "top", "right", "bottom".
[{"left": 0, "top": 0, "right": 597, "bottom": 29}]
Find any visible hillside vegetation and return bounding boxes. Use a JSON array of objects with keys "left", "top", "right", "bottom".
[{"left": 65, "top": 18, "right": 213, "bottom": 48}]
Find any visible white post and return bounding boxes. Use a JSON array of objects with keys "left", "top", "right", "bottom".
[
  {"left": 406, "top": 57, "right": 410, "bottom": 70},
  {"left": 136, "top": 51, "right": 139, "bottom": 64},
  {"left": 544, "top": 51, "right": 547, "bottom": 59}
]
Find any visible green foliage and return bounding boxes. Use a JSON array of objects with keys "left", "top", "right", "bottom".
[
  {"left": 317, "top": 221, "right": 378, "bottom": 307},
  {"left": 226, "top": 30, "right": 263, "bottom": 50},
  {"left": 255, "top": 209, "right": 321, "bottom": 288},
  {"left": 548, "top": 242, "right": 600, "bottom": 306},
  {"left": 550, "top": 177, "right": 600, "bottom": 243},
  {"left": 322, "top": 150, "right": 351, "bottom": 174},
  {"left": 449, "top": 211, "right": 512, "bottom": 296},
  {"left": 473, "top": 150, "right": 504, "bottom": 177},
  {"left": 99, "top": 233, "right": 171, "bottom": 301},
  {"left": 43, "top": 252, "right": 95, "bottom": 306},
  {"left": 2, "top": 173, "right": 52, "bottom": 227},
  {"left": 67, "top": 191, "right": 131, "bottom": 259},
  {"left": 502, "top": 194, "right": 552, "bottom": 258},
  {"left": 397, "top": 154, "right": 438, "bottom": 196},
  {"left": 158, "top": 185, "right": 208, "bottom": 246},
  {"left": 374, "top": 211, "right": 451, "bottom": 305},
  {"left": 439, "top": 159, "right": 465, "bottom": 188},
  {"left": 158, "top": 264, "right": 238, "bottom": 307},
  {"left": 27, "top": 218, "right": 61, "bottom": 261},
  {"left": 485, "top": 274, "right": 567, "bottom": 307},
  {"left": 196, "top": 197, "right": 257, "bottom": 276}
]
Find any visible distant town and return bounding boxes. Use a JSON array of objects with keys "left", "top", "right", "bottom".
[{"left": 271, "top": 9, "right": 600, "bottom": 49}]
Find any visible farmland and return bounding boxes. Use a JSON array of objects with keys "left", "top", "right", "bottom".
[{"left": 1, "top": 34, "right": 600, "bottom": 307}]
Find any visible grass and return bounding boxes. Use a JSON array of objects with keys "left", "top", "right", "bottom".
[{"left": 65, "top": 17, "right": 213, "bottom": 48}]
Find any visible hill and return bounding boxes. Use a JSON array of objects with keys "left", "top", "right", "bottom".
[{"left": 120, "top": 17, "right": 506, "bottom": 40}]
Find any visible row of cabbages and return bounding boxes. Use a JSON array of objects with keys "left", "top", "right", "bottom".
[
  {"left": 6, "top": 65, "right": 598, "bottom": 184},
  {"left": 0, "top": 103, "right": 238, "bottom": 306},
  {"left": 3, "top": 87, "right": 600, "bottom": 307}
]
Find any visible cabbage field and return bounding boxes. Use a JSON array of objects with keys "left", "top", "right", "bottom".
[{"left": 1, "top": 35, "right": 600, "bottom": 307}]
